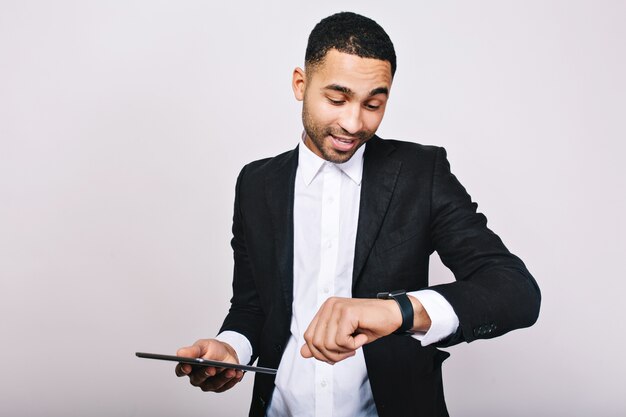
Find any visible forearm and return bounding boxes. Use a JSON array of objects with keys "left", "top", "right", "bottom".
[{"left": 429, "top": 147, "right": 541, "bottom": 345}]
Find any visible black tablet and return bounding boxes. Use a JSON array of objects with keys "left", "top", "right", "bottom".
[{"left": 135, "top": 352, "right": 277, "bottom": 375}]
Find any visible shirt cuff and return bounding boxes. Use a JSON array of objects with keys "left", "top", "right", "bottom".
[
  {"left": 407, "top": 289, "right": 459, "bottom": 346},
  {"left": 215, "top": 331, "right": 253, "bottom": 366}
]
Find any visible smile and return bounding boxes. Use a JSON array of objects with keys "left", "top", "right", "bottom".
[{"left": 330, "top": 135, "right": 358, "bottom": 151}]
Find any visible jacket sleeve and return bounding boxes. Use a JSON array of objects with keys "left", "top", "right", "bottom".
[
  {"left": 428, "top": 147, "right": 541, "bottom": 347},
  {"left": 218, "top": 165, "right": 265, "bottom": 363}
]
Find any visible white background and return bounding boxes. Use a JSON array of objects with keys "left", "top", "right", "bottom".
[{"left": 1, "top": 1, "right": 625, "bottom": 416}]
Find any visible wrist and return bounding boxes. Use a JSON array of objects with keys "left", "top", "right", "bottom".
[
  {"left": 408, "top": 295, "right": 432, "bottom": 332},
  {"left": 381, "top": 299, "right": 403, "bottom": 330}
]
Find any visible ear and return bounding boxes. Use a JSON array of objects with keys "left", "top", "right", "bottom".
[{"left": 292, "top": 67, "right": 306, "bottom": 101}]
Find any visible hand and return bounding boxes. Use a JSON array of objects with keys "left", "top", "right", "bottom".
[
  {"left": 175, "top": 339, "right": 244, "bottom": 393},
  {"left": 300, "top": 297, "right": 400, "bottom": 364},
  {"left": 300, "top": 296, "right": 431, "bottom": 364}
]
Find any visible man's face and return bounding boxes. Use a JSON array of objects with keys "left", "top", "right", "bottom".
[{"left": 292, "top": 49, "right": 393, "bottom": 163}]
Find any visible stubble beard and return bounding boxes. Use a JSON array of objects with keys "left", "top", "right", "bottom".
[{"left": 301, "top": 104, "right": 374, "bottom": 164}]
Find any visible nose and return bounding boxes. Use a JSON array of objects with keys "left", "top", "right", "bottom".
[{"left": 338, "top": 104, "right": 363, "bottom": 135}]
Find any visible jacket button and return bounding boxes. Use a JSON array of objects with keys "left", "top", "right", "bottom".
[{"left": 274, "top": 344, "right": 282, "bottom": 353}]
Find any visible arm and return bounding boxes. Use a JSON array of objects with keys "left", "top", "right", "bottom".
[
  {"left": 299, "top": 293, "right": 436, "bottom": 364},
  {"left": 219, "top": 164, "right": 266, "bottom": 357},
  {"left": 301, "top": 147, "right": 541, "bottom": 362},
  {"left": 428, "top": 147, "right": 541, "bottom": 346},
  {"left": 176, "top": 166, "right": 264, "bottom": 391},
  {"left": 300, "top": 296, "right": 417, "bottom": 364}
]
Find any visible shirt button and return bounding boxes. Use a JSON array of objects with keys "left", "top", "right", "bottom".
[
  {"left": 327, "top": 241, "right": 332, "bottom": 248},
  {"left": 323, "top": 287, "right": 330, "bottom": 294},
  {"left": 320, "top": 380, "right": 327, "bottom": 387}
]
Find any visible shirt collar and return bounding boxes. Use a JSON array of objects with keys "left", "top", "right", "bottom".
[{"left": 298, "top": 133, "right": 365, "bottom": 186}]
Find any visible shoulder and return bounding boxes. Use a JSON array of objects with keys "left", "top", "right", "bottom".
[
  {"left": 236, "top": 146, "right": 298, "bottom": 188},
  {"left": 243, "top": 148, "right": 296, "bottom": 173},
  {"left": 369, "top": 136, "right": 441, "bottom": 157},
  {"left": 366, "top": 136, "right": 446, "bottom": 170}
]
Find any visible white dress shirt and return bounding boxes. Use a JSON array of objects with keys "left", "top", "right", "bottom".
[{"left": 217, "top": 137, "right": 459, "bottom": 417}]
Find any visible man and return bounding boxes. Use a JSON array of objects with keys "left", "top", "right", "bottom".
[{"left": 176, "top": 12, "right": 540, "bottom": 417}]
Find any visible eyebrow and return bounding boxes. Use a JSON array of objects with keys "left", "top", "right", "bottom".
[{"left": 323, "top": 84, "right": 389, "bottom": 97}]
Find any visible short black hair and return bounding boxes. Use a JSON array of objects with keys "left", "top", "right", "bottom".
[{"left": 305, "top": 12, "right": 396, "bottom": 77}]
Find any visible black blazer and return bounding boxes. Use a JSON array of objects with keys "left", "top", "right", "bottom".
[{"left": 220, "top": 136, "right": 541, "bottom": 417}]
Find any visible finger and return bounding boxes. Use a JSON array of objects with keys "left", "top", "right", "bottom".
[
  {"left": 303, "top": 298, "right": 348, "bottom": 363},
  {"left": 335, "top": 311, "right": 362, "bottom": 351},
  {"left": 203, "top": 365, "right": 226, "bottom": 377},
  {"left": 352, "top": 333, "right": 369, "bottom": 350},
  {"left": 312, "top": 319, "right": 330, "bottom": 355},
  {"left": 330, "top": 350, "right": 356, "bottom": 363},
  {"left": 188, "top": 367, "right": 211, "bottom": 387},
  {"left": 175, "top": 362, "right": 191, "bottom": 377},
  {"left": 302, "top": 333, "right": 324, "bottom": 361},
  {"left": 203, "top": 366, "right": 219, "bottom": 378},
  {"left": 319, "top": 332, "right": 356, "bottom": 364},
  {"left": 222, "top": 368, "right": 237, "bottom": 379},
  {"left": 306, "top": 328, "right": 336, "bottom": 363},
  {"left": 303, "top": 312, "right": 324, "bottom": 360},
  {"left": 315, "top": 301, "right": 351, "bottom": 362},
  {"left": 304, "top": 339, "right": 329, "bottom": 363},
  {"left": 176, "top": 344, "right": 203, "bottom": 376},
  {"left": 189, "top": 366, "right": 232, "bottom": 387},
  {"left": 300, "top": 343, "right": 313, "bottom": 358},
  {"left": 303, "top": 309, "right": 321, "bottom": 346},
  {"left": 198, "top": 371, "right": 236, "bottom": 392},
  {"left": 300, "top": 342, "right": 355, "bottom": 363},
  {"left": 323, "top": 305, "right": 343, "bottom": 352},
  {"left": 197, "top": 365, "right": 239, "bottom": 380},
  {"left": 303, "top": 320, "right": 333, "bottom": 363},
  {"left": 214, "top": 372, "right": 244, "bottom": 393},
  {"left": 309, "top": 302, "right": 338, "bottom": 361}
]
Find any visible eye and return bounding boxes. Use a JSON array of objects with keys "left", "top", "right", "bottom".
[
  {"left": 327, "top": 98, "right": 345, "bottom": 105},
  {"left": 364, "top": 103, "right": 381, "bottom": 110}
]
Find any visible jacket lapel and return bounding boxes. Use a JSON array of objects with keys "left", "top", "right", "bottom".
[
  {"left": 353, "top": 137, "right": 402, "bottom": 289},
  {"left": 264, "top": 147, "right": 299, "bottom": 314},
  {"left": 262, "top": 138, "right": 400, "bottom": 306}
]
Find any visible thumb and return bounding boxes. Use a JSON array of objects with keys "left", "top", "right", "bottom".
[
  {"left": 177, "top": 344, "right": 202, "bottom": 358},
  {"left": 204, "top": 340, "right": 235, "bottom": 362},
  {"left": 352, "top": 333, "right": 369, "bottom": 350}
]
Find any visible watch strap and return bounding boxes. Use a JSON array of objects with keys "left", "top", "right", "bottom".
[{"left": 377, "top": 290, "right": 414, "bottom": 334}]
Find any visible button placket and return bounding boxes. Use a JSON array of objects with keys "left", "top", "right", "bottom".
[
  {"left": 314, "top": 163, "right": 339, "bottom": 417},
  {"left": 317, "top": 163, "right": 339, "bottom": 307}
]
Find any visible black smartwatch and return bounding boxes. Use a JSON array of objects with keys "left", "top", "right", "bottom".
[{"left": 377, "top": 290, "right": 414, "bottom": 334}]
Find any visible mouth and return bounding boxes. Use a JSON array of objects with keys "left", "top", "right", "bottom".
[{"left": 330, "top": 135, "right": 358, "bottom": 152}]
